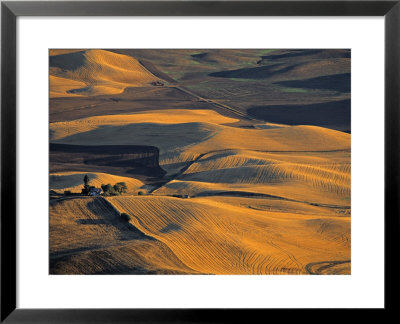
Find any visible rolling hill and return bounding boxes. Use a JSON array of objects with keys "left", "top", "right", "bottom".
[
  {"left": 49, "top": 49, "right": 351, "bottom": 275},
  {"left": 50, "top": 197, "right": 198, "bottom": 274},
  {"left": 49, "top": 49, "right": 159, "bottom": 97},
  {"left": 106, "top": 195, "right": 350, "bottom": 274}
]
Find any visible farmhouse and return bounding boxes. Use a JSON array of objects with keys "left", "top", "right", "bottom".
[{"left": 89, "top": 188, "right": 101, "bottom": 196}]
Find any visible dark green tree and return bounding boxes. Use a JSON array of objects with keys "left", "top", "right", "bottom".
[
  {"left": 113, "top": 182, "right": 128, "bottom": 195},
  {"left": 101, "top": 184, "right": 115, "bottom": 196},
  {"left": 83, "top": 174, "right": 90, "bottom": 186},
  {"left": 81, "top": 174, "right": 91, "bottom": 195}
]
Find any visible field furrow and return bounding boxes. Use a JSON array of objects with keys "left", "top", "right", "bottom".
[{"left": 106, "top": 196, "right": 350, "bottom": 274}]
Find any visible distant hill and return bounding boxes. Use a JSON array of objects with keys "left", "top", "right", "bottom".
[{"left": 49, "top": 49, "right": 158, "bottom": 97}]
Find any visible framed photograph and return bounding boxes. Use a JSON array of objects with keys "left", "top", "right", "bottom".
[{"left": 1, "top": 0, "right": 398, "bottom": 322}]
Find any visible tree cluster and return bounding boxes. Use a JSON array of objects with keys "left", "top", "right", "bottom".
[
  {"left": 80, "top": 175, "right": 128, "bottom": 196},
  {"left": 101, "top": 182, "right": 128, "bottom": 196}
]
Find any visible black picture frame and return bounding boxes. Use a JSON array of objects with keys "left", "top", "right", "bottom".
[{"left": 1, "top": 0, "right": 398, "bottom": 322}]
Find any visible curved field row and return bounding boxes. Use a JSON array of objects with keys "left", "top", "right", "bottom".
[
  {"left": 305, "top": 260, "right": 351, "bottom": 275},
  {"left": 288, "top": 162, "right": 350, "bottom": 195},
  {"left": 50, "top": 110, "right": 350, "bottom": 178},
  {"left": 154, "top": 179, "right": 350, "bottom": 209},
  {"left": 175, "top": 149, "right": 350, "bottom": 200},
  {"left": 49, "top": 171, "right": 145, "bottom": 194},
  {"left": 106, "top": 195, "right": 350, "bottom": 274},
  {"left": 51, "top": 239, "right": 199, "bottom": 275},
  {"left": 50, "top": 111, "right": 350, "bottom": 153},
  {"left": 191, "top": 196, "right": 345, "bottom": 217},
  {"left": 184, "top": 160, "right": 350, "bottom": 190},
  {"left": 50, "top": 109, "right": 238, "bottom": 141},
  {"left": 186, "top": 149, "right": 350, "bottom": 175},
  {"left": 304, "top": 218, "right": 351, "bottom": 247},
  {"left": 49, "top": 196, "right": 198, "bottom": 274},
  {"left": 50, "top": 49, "right": 158, "bottom": 97},
  {"left": 189, "top": 124, "right": 350, "bottom": 153},
  {"left": 159, "top": 150, "right": 202, "bottom": 175},
  {"left": 180, "top": 149, "right": 351, "bottom": 178}
]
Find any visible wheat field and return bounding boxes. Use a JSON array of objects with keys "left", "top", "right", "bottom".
[{"left": 49, "top": 49, "right": 351, "bottom": 274}]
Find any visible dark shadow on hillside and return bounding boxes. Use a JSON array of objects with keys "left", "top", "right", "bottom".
[
  {"left": 50, "top": 51, "right": 86, "bottom": 71},
  {"left": 75, "top": 219, "right": 108, "bottom": 225},
  {"left": 191, "top": 52, "right": 209, "bottom": 59},
  {"left": 50, "top": 143, "right": 166, "bottom": 180},
  {"left": 275, "top": 73, "right": 350, "bottom": 93},
  {"left": 209, "top": 63, "right": 294, "bottom": 79},
  {"left": 191, "top": 52, "right": 219, "bottom": 64},
  {"left": 86, "top": 198, "right": 154, "bottom": 241},
  {"left": 260, "top": 49, "right": 350, "bottom": 61},
  {"left": 247, "top": 99, "right": 351, "bottom": 132},
  {"left": 261, "top": 49, "right": 324, "bottom": 61},
  {"left": 67, "top": 87, "right": 91, "bottom": 94}
]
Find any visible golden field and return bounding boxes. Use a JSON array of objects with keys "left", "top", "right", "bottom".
[
  {"left": 49, "top": 49, "right": 351, "bottom": 274},
  {"left": 50, "top": 49, "right": 158, "bottom": 97}
]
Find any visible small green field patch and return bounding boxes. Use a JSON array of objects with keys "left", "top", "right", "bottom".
[{"left": 277, "top": 86, "right": 308, "bottom": 93}]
